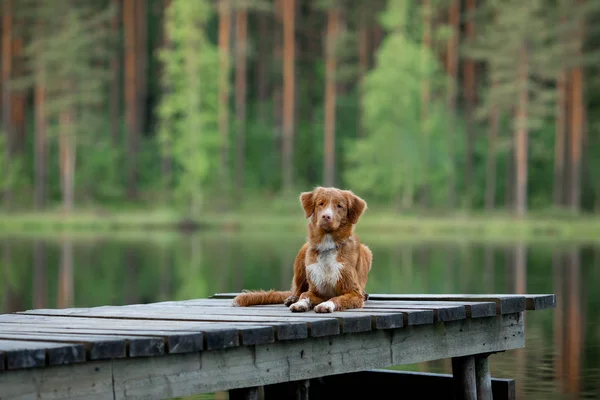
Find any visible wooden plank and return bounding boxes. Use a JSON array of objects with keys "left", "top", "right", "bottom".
[
  {"left": 362, "top": 300, "right": 497, "bottom": 318},
  {"left": 20, "top": 308, "right": 343, "bottom": 338},
  {"left": 0, "top": 313, "right": 525, "bottom": 398},
  {"left": 0, "top": 339, "right": 86, "bottom": 370},
  {"left": 210, "top": 293, "right": 548, "bottom": 313},
  {"left": 0, "top": 332, "right": 130, "bottom": 360},
  {"left": 452, "top": 355, "right": 477, "bottom": 400},
  {"left": 136, "top": 300, "right": 438, "bottom": 327},
  {"left": 0, "top": 315, "right": 308, "bottom": 343},
  {"left": 0, "top": 325, "right": 203, "bottom": 355},
  {"left": 0, "top": 350, "right": 4, "bottom": 371},
  {"left": 116, "top": 303, "right": 404, "bottom": 332},
  {"left": 306, "top": 369, "right": 515, "bottom": 400}
]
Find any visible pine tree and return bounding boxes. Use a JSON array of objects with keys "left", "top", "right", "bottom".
[{"left": 157, "top": 0, "right": 220, "bottom": 216}]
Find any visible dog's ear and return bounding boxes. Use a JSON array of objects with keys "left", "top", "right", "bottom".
[
  {"left": 300, "top": 190, "right": 315, "bottom": 218},
  {"left": 345, "top": 190, "right": 367, "bottom": 225}
]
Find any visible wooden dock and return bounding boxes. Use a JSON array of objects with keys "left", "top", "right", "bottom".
[{"left": 0, "top": 293, "right": 555, "bottom": 400}]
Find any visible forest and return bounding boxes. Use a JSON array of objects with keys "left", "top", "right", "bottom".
[{"left": 0, "top": 0, "right": 599, "bottom": 218}]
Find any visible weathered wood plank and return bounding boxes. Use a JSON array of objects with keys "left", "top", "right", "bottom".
[
  {"left": 1, "top": 314, "right": 308, "bottom": 342},
  {"left": 210, "top": 293, "right": 547, "bottom": 313},
  {"left": 128, "top": 300, "right": 435, "bottom": 328},
  {"left": 0, "top": 359, "right": 114, "bottom": 399},
  {"left": 116, "top": 303, "right": 405, "bottom": 331},
  {"left": 307, "top": 370, "right": 515, "bottom": 400},
  {"left": 0, "top": 339, "right": 86, "bottom": 370},
  {"left": 20, "top": 308, "right": 342, "bottom": 338},
  {"left": 0, "top": 326, "right": 203, "bottom": 355},
  {"left": 452, "top": 355, "right": 477, "bottom": 400},
  {"left": 362, "top": 300, "right": 497, "bottom": 318},
  {"left": 0, "top": 313, "right": 524, "bottom": 398},
  {"left": 0, "top": 332, "right": 130, "bottom": 359},
  {"left": 176, "top": 297, "right": 492, "bottom": 320}
]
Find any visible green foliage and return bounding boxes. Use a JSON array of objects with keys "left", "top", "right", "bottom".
[
  {"left": 157, "top": 0, "right": 220, "bottom": 216},
  {"left": 344, "top": 0, "right": 457, "bottom": 207}
]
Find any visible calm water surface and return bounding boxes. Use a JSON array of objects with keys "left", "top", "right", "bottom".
[{"left": 1, "top": 231, "right": 598, "bottom": 399}]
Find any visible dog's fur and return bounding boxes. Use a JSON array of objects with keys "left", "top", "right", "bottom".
[{"left": 232, "top": 186, "right": 372, "bottom": 313}]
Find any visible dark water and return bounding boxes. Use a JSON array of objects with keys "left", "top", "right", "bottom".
[{"left": 1, "top": 232, "right": 599, "bottom": 399}]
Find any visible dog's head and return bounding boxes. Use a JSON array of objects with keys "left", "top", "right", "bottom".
[{"left": 299, "top": 187, "right": 367, "bottom": 232}]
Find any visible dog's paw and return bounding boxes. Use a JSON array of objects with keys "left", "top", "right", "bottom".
[
  {"left": 314, "top": 301, "right": 336, "bottom": 313},
  {"left": 284, "top": 295, "right": 299, "bottom": 307},
  {"left": 289, "top": 299, "right": 311, "bottom": 312}
]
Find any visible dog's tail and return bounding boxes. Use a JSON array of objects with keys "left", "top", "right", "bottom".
[{"left": 232, "top": 290, "right": 293, "bottom": 307}]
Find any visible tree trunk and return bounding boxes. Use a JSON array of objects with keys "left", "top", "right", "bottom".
[
  {"left": 463, "top": 0, "right": 476, "bottom": 208},
  {"left": 568, "top": 67, "right": 583, "bottom": 212},
  {"left": 218, "top": 0, "right": 231, "bottom": 182},
  {"left": 136, "top": 0, "right": 147, "bottom": 136},
  {"left": 124, "top": 0, "right": 138, "bottom": 200},
  {"left": 553, "top": 70, "right": 566, "bottom": 207},
  {"left": 2, "top": 0, "right": 13, "bottom": 206},
  {"left": 59, "top": 92, "right": 76, "bottom": 212},
  {"left": 34, "top": 21, "right": 47, "bottom": 210},
  {"left": 160, "top": 0, "right": 172, "bottom": 197},
  {"left": 257, "top": 12, "right": 268, "bottom": 124},
  {"left": 12, "top": 35, "right": 24, "bottom": 155},
  {"left": 420, "top": 0, "right": 432, "bottom": 207},
  {"left": 110, "top": 0, "right": 121, "bottom": 147},
  {"left": 485, "top": 75, "right": 499, "bottom": 210},
  {"left": 324, "top": 6, "right": 339, "bottom": 187},
  {"left": 514, "top": 44, "right": 529, "bottom": 217},
  {"left": 234, "top": 6, "right": 247, "bottom": 198},
  {"left": 446, "top": 0, "right": 460, "bottom": 209},
  {"left": 357, "top": 2, "right": 369, "bottom": 139},
  {"left": 282, "top": 0, "right": 295, "bottom": 192}
]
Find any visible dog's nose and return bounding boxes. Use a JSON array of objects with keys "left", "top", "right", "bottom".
[{"left": 322, "top": 214, "right": 332, "bottom": 222}]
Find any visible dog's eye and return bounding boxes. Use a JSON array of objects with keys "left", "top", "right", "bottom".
[
  {"left": 337, "top": 204, "right": 343, "bottom": 209},
  {"left": 318, "top": 201, "right": 324, "bottom": 206}
]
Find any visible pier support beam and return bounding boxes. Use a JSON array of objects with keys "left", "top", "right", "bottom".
[
  {"left": 452, "top": 355, "right": 477, "bottom": 400},
  {"left": 475, "top": 354, "right": 493, "bottom": 400}
]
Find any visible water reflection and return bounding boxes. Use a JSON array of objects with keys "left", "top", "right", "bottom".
[{"left": 0, "top": 234, "right": 598, "bottom": 400}]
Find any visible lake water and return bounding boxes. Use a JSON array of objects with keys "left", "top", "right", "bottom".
[{"left": 1, "top": 231, "right": 598, "bottom": 399}]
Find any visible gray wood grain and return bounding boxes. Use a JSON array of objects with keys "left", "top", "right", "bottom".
[
  {"left": 0, "top": 326, "right": 203, "bottom": 355},
  {"left": 0, "top": 332, "right": 129, "bottom": 360},
  {"left": 20, "top": 308, "right": 343, "bottom": 338},
  {"left": 0, "top": 339, "right": 86, "bottom": 370},
  {"left": 210, "top": 293, "right": 552, "bottom": 313},
  {"left": 0, "top": 313, "right": 525, "bottom": 398},
  {"left": 0, "top": 314, "right": 308, "bottom": 342}
]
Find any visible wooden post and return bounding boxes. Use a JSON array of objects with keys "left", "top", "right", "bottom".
[
  {"left": 452, "top": 355, "right": 477, "bottom": 400},
  {"left": 475, "top": 354, "right": 493, "bottom": 400},
  {"left": 296, "top": 379, "right": 309, "bottom": 400},
  {"left": 229, "top": 386, "right": 260, "bottom": 400}
]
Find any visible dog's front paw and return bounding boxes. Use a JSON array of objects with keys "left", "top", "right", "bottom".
[
  {"left": 289, "top": 298, "right": 311, "bottom": 312},
  {"left": 284, "top": 295, "right": 299, "bottom": 307},
  {"left": 314, "top": 301, "right": 336, "bottom": 313}
]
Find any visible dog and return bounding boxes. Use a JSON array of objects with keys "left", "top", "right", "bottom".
[{"left": 232, "top": 186, "right": 372, "bottom": 313}]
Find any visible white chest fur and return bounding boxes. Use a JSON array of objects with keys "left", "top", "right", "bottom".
[{"left": 307, "top": 235, "right": 343, "bottom": 298}]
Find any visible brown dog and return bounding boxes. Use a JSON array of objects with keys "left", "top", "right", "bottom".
[{"left": 232, "top": 186, "right": 372, "bottom": 313}]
